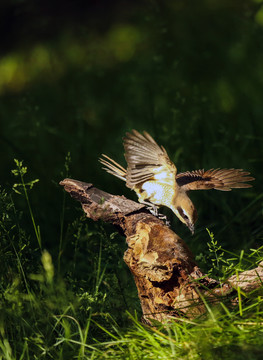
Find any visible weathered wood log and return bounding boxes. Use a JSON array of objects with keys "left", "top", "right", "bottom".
[{"left": 60, "top": 178, "right": 263, "bottom": 324}]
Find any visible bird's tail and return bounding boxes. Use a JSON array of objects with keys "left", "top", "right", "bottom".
[{"left": 99, "top": 154, "right": 127, "bottom": 182}]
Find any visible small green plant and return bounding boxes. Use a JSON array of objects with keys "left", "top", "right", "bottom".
[
  {"left": 205, "top": 228, "right": 233, "bottom": 279},
  {"left": 11, "top": 159, "right": 41, "bottom": 250}
]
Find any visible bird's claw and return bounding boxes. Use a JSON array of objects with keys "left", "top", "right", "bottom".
[
  {"left": 146, "top": 204, "right": 170, "bottom": 227},
  {"left": 156, "top": 213, "right": 171, "bottom": 227}
]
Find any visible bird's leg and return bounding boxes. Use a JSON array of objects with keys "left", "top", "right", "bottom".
[
  {"left": 139, "top": 200, "right": 170, "bottom": 227},
  {"left": 137, "top": 191, "right": 170, "bottom": 226},
  {"left": 159, "top": 214, "right": 171, "bottom": 227},
  {"left": 140, "top": 200, "right": 159, "bottom": 216},
  {"left": 155, "top": 210, "right": 170, "bottom": 227}
]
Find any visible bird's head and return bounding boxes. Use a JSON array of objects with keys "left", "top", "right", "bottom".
[{"left": 173, "top": 193, "right": 197, "bottom": 234}]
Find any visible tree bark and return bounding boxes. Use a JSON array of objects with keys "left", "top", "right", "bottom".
[{"left": 60, "top": 178, "right": 263, "bottom": 325}]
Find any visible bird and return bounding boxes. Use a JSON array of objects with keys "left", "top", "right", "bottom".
[{"left": 99, "top": 130, "right": 254, "bottom": 234}]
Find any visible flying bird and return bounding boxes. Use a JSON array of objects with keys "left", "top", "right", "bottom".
[{"left": 99, "top": 130, "right": 254, "bottom": 233}]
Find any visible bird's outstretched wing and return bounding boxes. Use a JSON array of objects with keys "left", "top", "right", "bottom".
[
  {"left": 124, "top": 130, "right": 177, "bottom": 188},
  {"left": 176, "top": 168, "right": 254, "bottom": 191}
]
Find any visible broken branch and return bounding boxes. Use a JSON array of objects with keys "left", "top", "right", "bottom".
[{"left": 60, "top": 178, "right": 262, "bottom": 324}]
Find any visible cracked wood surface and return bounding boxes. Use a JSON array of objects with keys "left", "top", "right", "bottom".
[{"left": 60, "top": 178, "right": 263, "bottom": 324}]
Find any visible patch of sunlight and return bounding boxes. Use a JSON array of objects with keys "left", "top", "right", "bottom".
[
  {"left": 0, "top": 55, "right": 26, "bottom": 93},
  {"left": 0, "top": 44, "right": 65, "bottom": 94},
  {"left": 107, "top": 25, "right": 141, "bottom": 61},
  {"left": 216, "top": 79, "right": 236, "bottom": 113},
  {"left": 0, "top": 56, "right": 17, "bottom": 83},
  {"left": 29, "top": 45, "right": 65, "bottom": 78},
  {"left": 255, "top": 5, "right": 263, "bottom": 25},
  {"left": 0, "top": 26, "right": 142, "bottom": 94},
  {"left": 30, "top": 45, "right": 51, "bottom": 72}
]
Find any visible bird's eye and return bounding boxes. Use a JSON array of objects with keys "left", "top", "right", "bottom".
[{"left": 177, "top": 206, "right": 189, "bottom": 220}]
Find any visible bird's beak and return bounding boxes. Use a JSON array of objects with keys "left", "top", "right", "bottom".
[{"left": 188, "top": 223, "right": 195, "bottom": 235}]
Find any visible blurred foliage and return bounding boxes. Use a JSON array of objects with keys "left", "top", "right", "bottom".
[{"left": 0, "top": 0, "right": 263, "bottom": 301}]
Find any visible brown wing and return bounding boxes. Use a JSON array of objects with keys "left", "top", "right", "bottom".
[
  {"left": 176, "top": 168, "right": 254, "bottom": 191},
  {"left": 124, "top": 130, "right": 177, "bottom": 188}
]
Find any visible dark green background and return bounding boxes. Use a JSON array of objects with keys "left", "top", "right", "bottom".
[{"left": 1, "top": 0, "right": 262, "bottom": 270}]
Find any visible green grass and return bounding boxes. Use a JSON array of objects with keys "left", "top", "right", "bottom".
[{"left": 0, "top": 160, "right": 262, "bottom": 360}]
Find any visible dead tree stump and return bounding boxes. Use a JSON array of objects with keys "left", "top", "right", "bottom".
[{"left": 60, "top": 178, "right": 263, "bottom": 325}]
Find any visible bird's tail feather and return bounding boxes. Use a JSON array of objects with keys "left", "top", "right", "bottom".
[{"left": 99, "top": 154, "right": 127, "bottom": 181}]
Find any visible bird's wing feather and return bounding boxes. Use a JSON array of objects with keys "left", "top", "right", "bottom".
[
  {"left": 176, "top": 168, "right": 254, "bottom": 191},
  {"left": 124, "top": 130, "right": 177, "bottom": 188}
]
